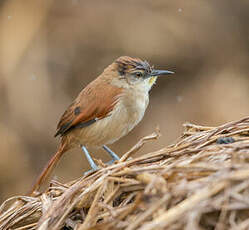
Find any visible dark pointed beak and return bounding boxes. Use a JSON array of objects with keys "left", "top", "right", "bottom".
[{"left": 150, "top": 69, "right": 174, "bottom": 77}]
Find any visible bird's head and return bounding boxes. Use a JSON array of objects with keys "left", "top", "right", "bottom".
[{"left": 106, "top": 56, "right": 174, "bottom": 91}]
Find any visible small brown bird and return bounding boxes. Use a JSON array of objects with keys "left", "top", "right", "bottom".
[{"left": 30, "top": 56, "right": 174, "bottom": 195}]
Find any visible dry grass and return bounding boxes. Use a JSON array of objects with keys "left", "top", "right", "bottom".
[{"left": 1, "top": 116, "right": 249, "bottom": 230}]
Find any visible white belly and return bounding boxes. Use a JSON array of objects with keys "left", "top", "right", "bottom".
[{"left": 76, "top": 89, "right": 149, "bottom": 147}]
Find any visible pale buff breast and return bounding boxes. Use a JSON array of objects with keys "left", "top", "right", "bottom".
[{"left": 69, "top": 88, "right": 149, "bottom": 148}]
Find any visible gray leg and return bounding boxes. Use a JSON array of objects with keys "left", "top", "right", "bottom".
[
  {"left": 103, "top": 145, "right": 120, "bottom": 164},
  {"left": 81, "top": 145, "right": 98, "bottom": 171}
]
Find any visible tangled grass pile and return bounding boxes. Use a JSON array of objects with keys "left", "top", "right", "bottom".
[{"left": 1, "top": 117, "right": 249, "bottom": 230}]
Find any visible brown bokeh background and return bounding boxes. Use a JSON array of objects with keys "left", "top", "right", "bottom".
[{"left": 0, "top": 0, "right": 249, "bottom": 201}]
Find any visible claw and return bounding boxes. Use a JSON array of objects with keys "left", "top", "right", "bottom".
[{"left": 84, "top": 167, "right": 99, "bottom": 176}]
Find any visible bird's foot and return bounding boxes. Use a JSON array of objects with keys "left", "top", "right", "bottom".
[
  {"left": 105, "top": 159, "right": 118, "bottom": 165},
  {"left": 84, "top": 165, "right": 99, "bottom": 176},
  {"left": 103, "top": 145, "right": 120, "bottom": 163}
]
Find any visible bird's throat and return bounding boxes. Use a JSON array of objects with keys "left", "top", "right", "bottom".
[{"left": 149, "top": 76, "right": 157, "bottom": 86}]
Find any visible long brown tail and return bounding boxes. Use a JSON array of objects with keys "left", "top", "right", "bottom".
[{"left": 29, "top": 142, "right": 68, "bottom": 196}]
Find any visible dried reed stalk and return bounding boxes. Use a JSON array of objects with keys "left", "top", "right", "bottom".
[{"left": 1, "top": 116, "right": 249, "bottom": 230}]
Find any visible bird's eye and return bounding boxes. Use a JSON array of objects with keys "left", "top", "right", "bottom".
[{"left": 135, "top": 72, "right": 143, "bottom": 77}]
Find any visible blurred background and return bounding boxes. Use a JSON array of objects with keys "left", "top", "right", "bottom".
[{"left": 0, "top": 0, "right": 249, "bottom": 201}]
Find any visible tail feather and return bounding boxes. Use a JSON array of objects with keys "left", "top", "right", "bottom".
[{"left": 29, "top": 142, "right": 68, "bottom": 196}]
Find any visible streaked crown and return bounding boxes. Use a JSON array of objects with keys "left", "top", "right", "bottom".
[{"left": 115, "top": 56, "right": 152, "bottom": 76}]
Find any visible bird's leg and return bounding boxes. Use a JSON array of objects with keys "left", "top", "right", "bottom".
[
  {"left": 103, "top": 145, "right": 120, "bottom": 165},
  {"left": 81, "top": 145, "right": 98, "bottom": 172}
]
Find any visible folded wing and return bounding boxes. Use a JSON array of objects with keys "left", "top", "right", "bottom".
[{"left": 55, "top": 80, "right": 123, "bottom": 137}]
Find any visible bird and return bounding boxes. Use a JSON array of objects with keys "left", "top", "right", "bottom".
[{"left": 30, "top": 56, "right": 174, "bottom": 195}]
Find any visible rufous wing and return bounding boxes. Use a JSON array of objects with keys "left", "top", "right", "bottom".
[{"left": 55, "top": 80, "right": 123, "bottom": 137}]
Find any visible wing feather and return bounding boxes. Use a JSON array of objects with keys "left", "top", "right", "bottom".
[{"left": 55, "top": 79, "right": 123, "bottom": 137}]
